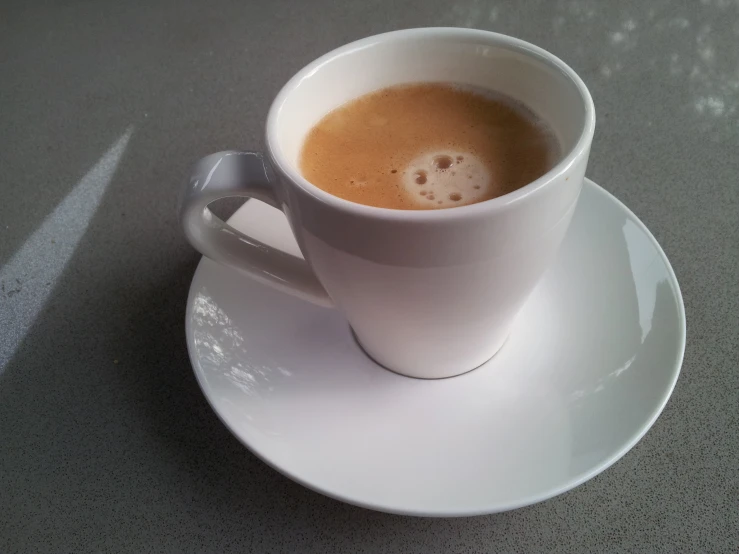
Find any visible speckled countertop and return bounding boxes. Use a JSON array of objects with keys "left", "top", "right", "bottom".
[{"left": 1, "top": 0, "right": 737, "bottom": 552}]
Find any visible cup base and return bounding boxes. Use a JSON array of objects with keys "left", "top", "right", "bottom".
[{"left": 351, "top": 327, "right": 511, "bottom": 380}]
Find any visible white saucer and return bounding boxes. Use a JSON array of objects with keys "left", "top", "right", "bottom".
[{"left": 185, "top": 179, "right": 685, "bottom": 517}]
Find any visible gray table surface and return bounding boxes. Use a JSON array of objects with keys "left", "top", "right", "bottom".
[{"left": 1, "top": 0, "right": 737, "bottom": 552}]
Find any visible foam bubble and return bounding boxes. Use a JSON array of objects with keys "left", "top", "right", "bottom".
[
  {"left": 402, "top": 150, "right": 493, "bottom": 208},
  {"left": 433, "top": 155, "right": 453, "bottom": 169}
]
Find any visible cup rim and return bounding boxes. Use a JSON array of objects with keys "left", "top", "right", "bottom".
[{"left": 266, "top": 27, "right": 595, "bottom": 221}]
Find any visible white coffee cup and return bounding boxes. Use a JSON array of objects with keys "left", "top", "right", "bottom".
[{"left": 180, "top": 28, "right": 595, "bottom": 379}]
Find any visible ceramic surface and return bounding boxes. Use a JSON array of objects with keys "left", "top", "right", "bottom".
[
  {"left": 181, "top": 28, "right": 595, "bottom": 378},
  {"left": 185, "top": 179, "right": 685, "bottom": 516}
]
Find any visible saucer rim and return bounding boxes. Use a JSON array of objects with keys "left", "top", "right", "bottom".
[{"left": 184, "top": 178, "right": 687, "bottom": 517}]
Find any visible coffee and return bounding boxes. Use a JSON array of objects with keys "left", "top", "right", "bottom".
[{"left": 299, "top": 83, "right": 560, "bottom": 210}]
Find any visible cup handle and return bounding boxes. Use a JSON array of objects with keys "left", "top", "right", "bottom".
[{"left": 180, "top": 151, "right": 333, "bottom": 307}]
